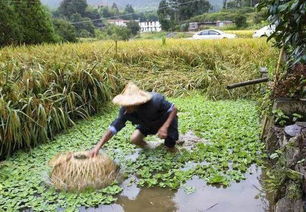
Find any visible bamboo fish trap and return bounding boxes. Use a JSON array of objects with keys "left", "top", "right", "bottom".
[{"left": 48, "top": 151, "right": 119, "bottom": 191}]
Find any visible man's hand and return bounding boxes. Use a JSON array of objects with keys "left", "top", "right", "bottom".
[
  {"left": 157, "top": 105, "right": 177, "bottom": 140},
  {"left": 88, "top": 146, "right": 100, "bottom": 158},
  {"left": 88, "top": 130, "right": 114, "bottom": 157},
  {"left": 157, "top": 127, "right": 168, "bottom": 139}
]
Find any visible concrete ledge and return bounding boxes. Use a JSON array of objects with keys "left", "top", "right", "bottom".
[{"left": 273, "top": 98, "right": 306, "bottom": 115}]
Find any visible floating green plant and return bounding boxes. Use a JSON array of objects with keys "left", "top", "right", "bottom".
[{"left": 0, "top": 95, "right": 264, "bottom": 211}]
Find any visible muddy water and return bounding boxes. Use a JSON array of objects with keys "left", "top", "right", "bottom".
[{"left": 81, "top": 164, "right": 269, "bottom": 212}]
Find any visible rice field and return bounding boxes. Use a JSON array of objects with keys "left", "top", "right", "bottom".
[
  {"left": 0, "top": 37, "right": 278, "bottom": 211},
  {"left": 224, "top": 30, "right": 255, "bottom": 38},
  {"left": 137, "top": 30, "right": 255, "bottom": 39},
  {"left": 0, "top": 38, "right": 278, "bottom": 157}
]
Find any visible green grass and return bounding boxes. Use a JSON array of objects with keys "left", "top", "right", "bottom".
[
  {"left": 135, "top": 31, "right": 193, "bottom": 40},
  {"left": 135, "top": 31, "right": 167, "bottom": 40},
  {"left": 0, "top": 95, "right": 264, "bottom": 211}
]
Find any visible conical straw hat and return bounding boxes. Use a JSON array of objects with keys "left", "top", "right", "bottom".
[{"left": 112, "top": 82, "right": 152, "bottom": 106}]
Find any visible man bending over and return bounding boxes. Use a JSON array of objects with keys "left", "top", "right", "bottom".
[{"left": 89, "top": 82, "right": 178, "bottom": 157}]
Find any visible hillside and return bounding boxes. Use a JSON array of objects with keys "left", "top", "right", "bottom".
[{"left": 41, "top": 0, "right": 223, "bottom": 11}]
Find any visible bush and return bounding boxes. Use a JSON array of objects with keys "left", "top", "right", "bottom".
[
  {"left": 126, "top": 21, "right": 140, "bottom": 36},
  {"left": 97, "top": 25, "right": 132, "bottom": 41},
  {"left": 253, "top": 9, "right": 268, "bottom": 24},
  {"left": 0, "top": 1, "right": 23, "bottom": 46},
  {"left": 70, "top": 13, "right": 95, "bottom": 37},
  {"left": 258, "top": 0, "right": 306, "bottom": 66},
  {"left": 180, "top": 23, "right": 189, "bottom": 32},
  {"left": 79, "top": 29, "right": 92, "bottom": 38},
  {"left": 234, "top": 14, "right": 247, "bottom": 28},
  {"left": 14, "top": 2, "right": 59, "bottom": 44},
  {"left": 53, "top": 19, "right": 77, "bottom": 42},
  {"left": 0, "top": 1, "right": 58, "bottom": 46}
]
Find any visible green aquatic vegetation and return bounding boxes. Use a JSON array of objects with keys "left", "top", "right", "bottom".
[
  {"left": 0, "top": 95, "right": 264, "bottom": 211},
  {"left": 182, "top": 185, "right": 196, "bottom": 194}
]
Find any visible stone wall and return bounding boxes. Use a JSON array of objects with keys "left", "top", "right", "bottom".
[{"left": 263, "top": 99, "right": 306, "bottom": 212}]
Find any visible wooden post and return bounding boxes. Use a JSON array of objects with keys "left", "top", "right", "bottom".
[
  {"left": 226, "top": 77, "right": 269, "bottom": 89},
  {"left": 261, "top": 115, "right": 268, "bottom": 141},
  {"left": 115, "top": 40, "right": 118, "bottom": 56},
  {"left": 275, "top": 47, "right": 285, "bottom": 83},
  {"left": 261, "top": 47, "right": 285, "bottom": 141}
]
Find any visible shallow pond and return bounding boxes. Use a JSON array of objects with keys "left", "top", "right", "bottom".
[
  {"left": 1, "top": 96, "right": 268, "bottom": 211},
  {"left": 83, "top": 165, "right": 269, "bottom": 212}
]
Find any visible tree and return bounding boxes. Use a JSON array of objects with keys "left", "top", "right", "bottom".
[
  {"left": 138, "top": 12, "right": 159, "bottom": 22},
  {"left": 124, "top": 4, "right": 134, "bottom": 14},
  {"left": 158, "top": 0, "right": 211, "bottom": 29},
  {"left": 85, "top": 6, "right": 103, "bottom": 27},
  {"left": 58, "top": 0, "right": 88, "bottom": 18},
  {"left": 191, "top": 0, "right": 211, "bottom": 17},
  {"left": 70, "top": 13, "right": 95, "bottom": 37},
  {"left": 14, "top": 0, "right": 58, "bottom": 44},
  {"left": 0, "top": 1, "right": 23, "bottom": 46},
  {"left": 227, "top": 0, "right": 245, "bottom": 8},
  {"left": 234, "top": 14, "right": 247, "bottom": 28},
  {"left": 126, "top": 21, "right": 140, "bottom": 36},
  {"left": 146, "top": 13, "right": 159, "bottom": 21},
  {"left": 227, "top": 1, "right": 237, "bottom": 8},
  {"left": 100, "top": 6, "right": 113, "bottom": 18},
  {"left": 105, "top": 24, "right": 132, "bottom": 41},
  {"left": 111, "top": 3, "right": 119, "bottom": 16},
  {"left": 53, "top": 19, "right": 77, "bottom": 42},
  {"left": 258, "top": 0, "right": 306, "bottom": 66},
  {"left": 223, "top": 0, "right": 228, "bottom": 9},
  {"left": 124, "top": 4, "right": 136, "bottom": 20},
  {"left": 157, "top": 0, "right": 172, "bottom": 30},
  {"left": 253, "top": 8, "right": 267, "bottom": 24}
]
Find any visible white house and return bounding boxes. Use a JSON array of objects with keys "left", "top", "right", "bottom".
[
  {"left": 107, "top": 19, "right": 130, "bottom": 27},
  {"left": 216, "top": 20, "right": 233, "bottom": 27},
  {"left": 107, "top": 19, "right": 162, "bottom": 33},
  {"left": 139, "top": 21, "right": 162, "bottom": 32}
]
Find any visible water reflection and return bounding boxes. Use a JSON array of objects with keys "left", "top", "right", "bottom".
[
  {"left": 118, "top": 188, "right": 177, "bottom": 212},
  {"left": 94, "top": 165, "right": 268, "bottom": 212},
  {"left": 174, "top": 166, "right": 268, "bottom": 212}
]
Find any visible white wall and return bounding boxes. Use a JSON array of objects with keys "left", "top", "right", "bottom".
[{"left": 139, "top": 21, "right": 162, "bottom": 32}]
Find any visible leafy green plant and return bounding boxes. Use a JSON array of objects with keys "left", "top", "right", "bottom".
[
  {"left": 162, "top": 36, "right": 166, "bottom": 45},
  {"left": 272, "top": 109, "right": 289, "bottom": 126},
  {"left": 264, "top": 169, "right": 287, "bottom": 194},
  {"left": 182, "top": 185, "right": 196, "bottom": 194},
  {"left": 292, "top": 113, "right": 303, "bottom": 122},
  {"left": 257, "top": 0, "right": 306, "bottom": 66},
  {"left": 234, "top": 14, "right": 247, "bottom": 28}
]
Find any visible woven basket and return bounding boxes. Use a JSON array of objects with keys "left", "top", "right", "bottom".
[{"left": 49, "top": 151, "right": 119, "bottom": 191}]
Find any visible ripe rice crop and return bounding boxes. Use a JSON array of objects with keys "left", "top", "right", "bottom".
[
  {"left": 0, "top": 39, "right": 278, "bottom": 157},
  {"left": 49, "top": 151, "right": 119, "bottom": 191},
  {"left": 224, "top": 30, "right": 255, "bottom": 38}
]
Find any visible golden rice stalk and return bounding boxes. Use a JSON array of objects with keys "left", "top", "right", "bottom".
[{"left": 49, "top": 151, "right": 119, "bottom": 191}]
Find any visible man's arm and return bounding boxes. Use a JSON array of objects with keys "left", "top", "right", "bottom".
[
  {"left": 157, "top": 106, "right": 177, "bottom": 139},
  {"left": 88, "top": 130, "right": 113, "bottom": 157},
  {"left": 89, "top": 108, "right": 127, "bottom": 157}
]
